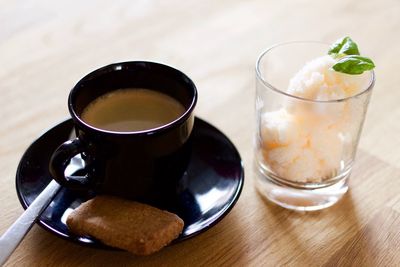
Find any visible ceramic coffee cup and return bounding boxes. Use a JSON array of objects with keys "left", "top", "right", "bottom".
[{"left": 49, "top": 61, "right": 197, "bottom": 206}]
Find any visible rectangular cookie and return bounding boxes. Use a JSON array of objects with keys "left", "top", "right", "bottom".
[{"left": 66, "top": 195, "right": 184, "bottom": 255}]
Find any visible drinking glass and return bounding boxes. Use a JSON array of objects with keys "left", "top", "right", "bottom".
[{"left": 254, "top": 42, "right": 374, "bottom": 211}]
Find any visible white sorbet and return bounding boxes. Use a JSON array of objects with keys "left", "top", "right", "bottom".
[{"left": 260, "top": 55, "right": 369, "bottom": 182}]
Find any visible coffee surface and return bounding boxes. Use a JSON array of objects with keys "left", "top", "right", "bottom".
[{"left": 81, "top": 88, "right": 185, "bottom": 132}]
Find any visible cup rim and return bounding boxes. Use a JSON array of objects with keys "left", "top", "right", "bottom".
[
  {"left": 69, "top": 61, "right": 197, "bottom": 135},
  {"left": 255, "top": 41, "right": 375, "bottom": 103}
]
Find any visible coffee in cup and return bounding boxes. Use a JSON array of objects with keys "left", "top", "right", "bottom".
[{"left": 81, "top": 88, "right": 186, "bottom": 132}]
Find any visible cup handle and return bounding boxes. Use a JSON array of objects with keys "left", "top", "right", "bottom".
[{"left": 49, "top": 138, "right": 91, "bottom": 190}]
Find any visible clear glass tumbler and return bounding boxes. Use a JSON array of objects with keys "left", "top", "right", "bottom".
[{"left": 254, "top": 42, "right": 375, "bottom": 211}]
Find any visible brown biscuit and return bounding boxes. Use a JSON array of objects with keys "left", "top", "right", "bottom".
[{"left": 66, "top": 195, "right": 184, "bottom": 255}]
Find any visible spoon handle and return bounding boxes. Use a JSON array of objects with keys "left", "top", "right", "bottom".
[{"left": 0, "top": 180, "right": 61, "bottom": 266}]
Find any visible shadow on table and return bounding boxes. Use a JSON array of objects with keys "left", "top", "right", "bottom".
[
  {"left": 258, "top": 149, "right": 400, "bottom": 266},
  {"left": 261, "top": 191, "right": 363, "bottom": 265}
]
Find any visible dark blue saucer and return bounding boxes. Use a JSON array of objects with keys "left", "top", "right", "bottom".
[{"left": 15, "top": 117, "right": 244, "bottom": 248}]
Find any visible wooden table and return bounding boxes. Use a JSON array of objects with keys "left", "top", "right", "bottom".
[{"left": 1, "top": 0, "right": 399, "bottom": 266}]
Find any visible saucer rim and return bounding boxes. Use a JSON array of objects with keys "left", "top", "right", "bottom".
[{"left": 15, "top": 117, "right": 244, "bottom": 249}]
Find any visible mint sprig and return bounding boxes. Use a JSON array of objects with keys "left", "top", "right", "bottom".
[{"left": 328, "top": 36, "right": 375, "bottom": 75}]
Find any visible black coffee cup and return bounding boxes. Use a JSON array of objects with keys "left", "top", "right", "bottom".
[{"left": 49, "top": 61, "right": 197, "bottom": 205}]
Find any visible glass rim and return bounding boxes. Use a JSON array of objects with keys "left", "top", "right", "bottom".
[{"left": 255, "top": 41, "right": 375, "bottom": 103}]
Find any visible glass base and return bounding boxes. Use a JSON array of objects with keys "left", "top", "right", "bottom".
[{"left": 254, "top": 162, "right": 349, "bottom": 211}]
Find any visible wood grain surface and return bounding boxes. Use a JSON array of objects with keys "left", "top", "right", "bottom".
[{"left": 1, "top": 0, "right": 399, "bottom": 266}]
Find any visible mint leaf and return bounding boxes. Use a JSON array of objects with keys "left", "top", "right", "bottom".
[
  {"left": 332, "top": 55, "right": 375, "bottom": 75},
  {"left": 328, "top": 36, "right": 360, "bottom": 57},
  {"left": 328, "top": 36, "right": 375, "bottom": 74}
]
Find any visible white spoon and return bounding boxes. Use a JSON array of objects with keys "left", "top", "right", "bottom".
[{"left": 0, "top": 180, "right": 61, "bottom": 266}]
